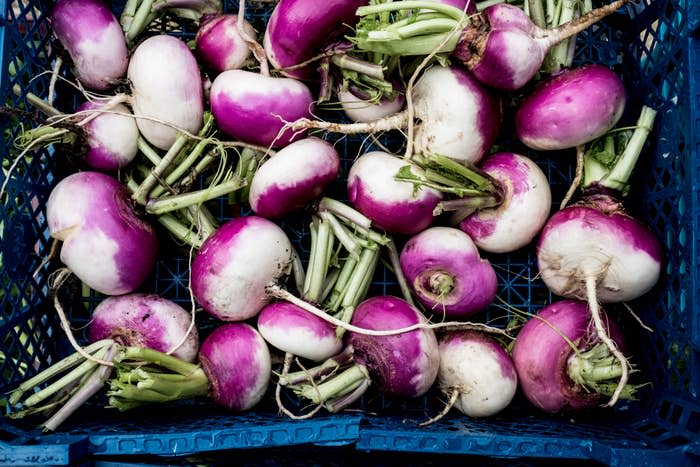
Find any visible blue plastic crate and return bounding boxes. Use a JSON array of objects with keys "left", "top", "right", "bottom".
[{"left": 1, "top": 0, "right": 699, "bottom": 465}]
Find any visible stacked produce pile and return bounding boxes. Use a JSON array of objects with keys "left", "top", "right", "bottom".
[{"left": 3, "top": 0, "right": 662, "bottom": 432}]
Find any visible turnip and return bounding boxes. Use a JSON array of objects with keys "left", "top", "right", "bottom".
[
  {"left": 8, "top": 323, "right": 270, "bottom": 430},
  {"left": 516, "top": 64, "right": 627, "bottom": 151},
  {"left": 210, "top": 69, "right": 314, "bottom": 148},
  {"left": 88, "top": 293, "right": 199, "bottom": 363},
  {"left": 46, "top": 171, "right": 158, "bottom": 296},
  {"left": 536, "top": 106, "right": 661, "bottom": 405},
  {"left": 280, "top": 296, "right": 439, "bottom": 412},
  {"left": 50, "top": 0, "right": 128, "bottom": 90},
  {"left": 13, "top": 93, "right": 139, "bottom": 171},
  {"left": 263, "top": 0, "right": 370, "bottom": 79},
  {"left": 249, "top": 137, "right": 340, "bottom": 218},
  {"left": 75, "top": 101, "right": 139, "bottom": 170},
  {"left": 128, "top": 35, "right": 204, "bottom": 150},
  {"left": 347, "top": 151, "right": 443, "bottom": 235},
  {"left": 337, "top": 83, "right": 405, "bottom": 123},
  {"left": 195, "top": 14, "right": 257, "bottom": 72},
  {"left": 257, "top": 301, "right": 342, "bottom": 362},
  {"left": 458, "top": 152, "right": 551, "bottom": 253},
  {"left": 351, "top": 0, "right": 630, "bottom": 90},
  {"left": 295, "top": 64, "right": 502, "bottom": 166},
  {"left": 400, "top": 227, "right": 497, "bottom": 318},
  {"left": 431, "top": 330, "right": 517, "bottom": 420},
  {"left": 512, "top": 300, "right": 636, "bottom": 414},
  {"left": 190, "top": 216, "right": 294, "bottom": 322}
]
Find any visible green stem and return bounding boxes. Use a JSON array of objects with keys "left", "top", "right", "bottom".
[
  {"left": 326, "top": 256, "right": 359, "bottom": 313},
  {"left": 354, "top": 33, "right": 461, "bottom": 57},
  {"left": 23, "top": 90, "right": 62, "bottom": 117},
  {"left": 137, "top": 137, "right": 163, "bottom": 166},
  {"left": 528, "top": 0, "right": 547, "bottom": 28},
  {"left": 157, "top": 214, "right": 204, "bottom": 248},
  {"left": 132, "top": 132, "right": 190, "bottom": 205},
  {"left": 145, "top": 177, "right": 245, "bottom": 215},
  {"left": 8, "top": 339, "right": 113, "bottom": 405},
  {"left": 278, "top": 348, "right": 355, "bottom": 386},
  {"left": 600, "top": 106, "right": 657, "bottom": 194},
  {"left": 434, "top": 193, "right": 502, "bottom": 217},
  {"left": 305, "top": 217, "right": 334, "bottom": 304},
  {"left": 318, "top": 211, "right": 363, "bottom": 260},
  {"left": 416, "top": 153, "right": 500, "bottom": 192},
  {"left": 125, "top": 0, "right": 156, "bottom": 43},
  {"left": 119, "top": 347, "right": 200, "bottom": 376},
  {"left": 295, "top": 364, "right": 370, "bottom": 405},
  {"left": 120, "top": 0, "right": 139, "bottom": 30},
  {"left": 368, "top": 18, "right": 460, "bottom": 41},
  {"left": 15, "top": 125, "right": 76, "bottom": 150},
  {"left": 177, "top": 145, "right": 224, "bottom": 189},
  {"left": 386, "top": 238, "right": 415, "bottom": 306},
  {"left": 151, "top": 113, "right": 215, "bottom": 198},
  {"left": 318, "top": 198, "right": 373, "bottom": 230},
  {"left": 357, "top": 1, "right": 466, "bottom": 22},
  {"left": 330, "top": 55, "right": 385, "bottom": 81}
]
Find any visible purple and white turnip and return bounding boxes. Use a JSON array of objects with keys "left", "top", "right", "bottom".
[
  {"left": 434, "top": 330, "right": 517, "bottom": 418},
  {"left": 263, "top": 0, "right": 369, "bottom": 79},
  {"left": 128, "top": 34, "right": 205, "bottom": 150},
  {"left": 190, "top": 215, "right": 294, "bottom": 322},
  {"left": 458, "top": 152, "right": 551, "bottom": 253},
  {"left": 516, "top": 64, "right": 627, "bottom": 151},
  {"left": 347, "top": 151, "right": 443, "bottom": 235},
  {"left": 400, "top": 226, "right": 497, "bottom": 318},
  {"left": 512, "top": 300, "right": 635, "bottom": 414},
  {"left": 295, "top": 65, "right": 502, "bottom": 166},
  {"left": 352, "top": 0, "right": 630, "bottom": 91},
  {"left": 50, "top": 0, "right": 128, "bottom": 90},
  {"left": 280, "top": 295, "right": 439, "bottom": 412},
  {"left": 249, "top": 137, "right": 340, "bottom": 218},
  {"left": 46, "top": 171, "right": 158, "bottom": 296},
  {"left": 210, "top": 69, "right": 314, "bottom": 148},
  {"left": 88, "top": 293, "right": 199, "bottom": 363},
  {"left": 196, "top": 14, "right": 256, "bottom": 72}
]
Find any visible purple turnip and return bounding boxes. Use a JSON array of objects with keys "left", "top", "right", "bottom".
[
  {"left": 50, "top": 0, "right": 128, "bottom": 90},
  {"left": 352, "top": 0, "right": 629, "bottom": 90},
  {"left": 88, "top": 293, "right": 198, "bottom": 363},
  {"left": 106, "top": 323, "right": 271, "bottom": 412},
  {"left": 257, "top": 301, "right": 342, "bottom": 362},
  {"left": 458, "top": 152, "right": 551, "bottom": 253},
  {"left": 210, "top": 69, "right": 314, "bottom": 148},
  {"left": 400, "top": 227, "right": 497, "bottom": 318},
  {"left": 46, "top": 171, "right": 158, "bottom": 296},
  {"left": 249, "top": 137, "right": 340, "bottom": 218},
  {"left": 195, "top": 14, "right": 256, "bottom": 72},
  {"left": 536, "top": 106, "right": 661, "bottom": 406},
  {"left": 190, "top": 216, "right": 294, "bottom": 322},
  {"left": 516, "top": 64, "right": 627, "bottom": 151},
  {"left": 512, "top": 300, "right": 635, "bottom": 414},
  {"left": 263, "top": 0, "right": 369, "bottom": 79},
  {"left": 347, "top": 151, "right": 443, "bottom": 235},
  {"left": 280, "top": 295, "right": 439, "bottom": 412}
]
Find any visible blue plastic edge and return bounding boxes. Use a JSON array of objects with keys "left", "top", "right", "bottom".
[
  {"left": 86, "top": 415, "right": 362, "bottom": 457},
  {"left": 689, "top": 0, "right": 700, "bottom": 32},
  {"left": 354, "top": 417, "right": 699, "bottom": 467},
  {"left": 690, "top": 35, "right": 700, "bottom": 352},
  {"left": 0, "top": 435, "right": 90, "bottom": 466}
]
